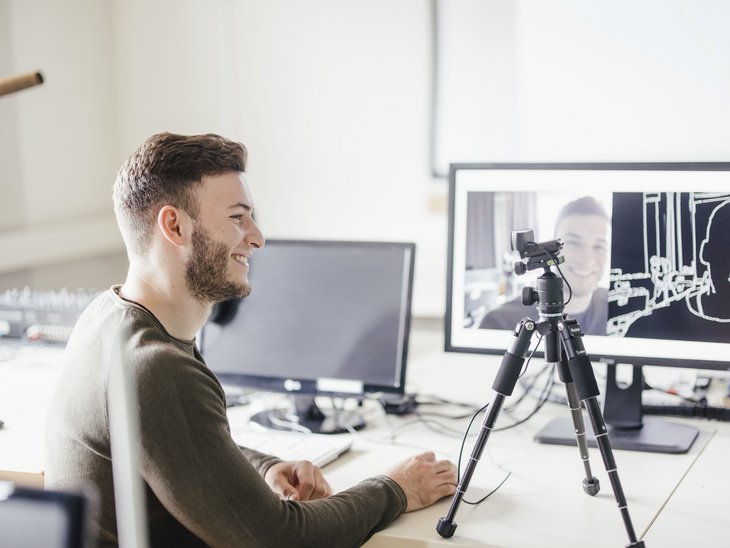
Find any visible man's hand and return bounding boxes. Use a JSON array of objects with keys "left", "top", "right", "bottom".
[
  {"left": 264, "top": 460, "right": 333, "bottom": 502},
  {"left": 386, "top": 452, "right": 457, "bottom": 512}
]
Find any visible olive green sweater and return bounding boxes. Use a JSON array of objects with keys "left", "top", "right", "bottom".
[{"left": 44, "top": 288, "right": 406, "bottom": 547}]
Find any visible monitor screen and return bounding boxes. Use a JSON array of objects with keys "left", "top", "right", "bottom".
[
  {"left": 445, "top": 163, "right": 730, "bottom": 453},
  {"left": 200, "top": 239, "right": 415, "bottom": 433},
  {"left": 0, "top": 484, "right": 88, "bottom": 548}
]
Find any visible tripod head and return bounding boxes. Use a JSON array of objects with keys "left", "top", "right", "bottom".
[
  {"left": 512, "top": 229, "right": 567, "bottom": 362},
  {"left": 511, "top": 229, "right": 564, "bottom": 275},
  {"left": 512, "top": 229, "right": 567, "bottom": 313}
]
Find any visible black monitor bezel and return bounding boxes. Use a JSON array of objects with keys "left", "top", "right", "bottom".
[
  {"left": 445, "top": 161, "right": 730, "bottom": 372},
  {"left": 0, "top": 485, "right": 89, "bottom": 548}
]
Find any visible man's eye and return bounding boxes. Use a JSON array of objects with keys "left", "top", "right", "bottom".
[{"left": 231, "top": 215, "right": 243, "bottom": 221}]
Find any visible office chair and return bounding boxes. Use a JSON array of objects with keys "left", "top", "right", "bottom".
[{"left": 0, "top": 481, "right": 89, "bottom": 548}]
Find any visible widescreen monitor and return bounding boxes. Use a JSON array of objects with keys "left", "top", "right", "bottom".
[
  {"left": 446, "top": 162, "right": 730, "bottom": 453},
  {"left": 200, "top": 239, "right": 415, "bottom": 434}
]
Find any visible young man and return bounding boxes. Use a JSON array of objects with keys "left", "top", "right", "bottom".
[
  {"left": 480, "top": 196, "right": 611, "bottom": 335},
  {"left": 44, "top": 132, "right": 457, "bottom": 547}
]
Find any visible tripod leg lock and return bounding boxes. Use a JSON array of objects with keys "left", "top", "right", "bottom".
[
  {"left": 559, "top": 319, "right": 601, "bottom": 399},
  {"left": 492, "top": 318, "right": 536, "bottom": 396}
]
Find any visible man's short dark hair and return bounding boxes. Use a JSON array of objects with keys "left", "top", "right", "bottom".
[
  {"left": 113, "top": 132, "right": 247, "bottom": 256},
  {"left": 554, "top": 196, "right": 610, "bottom": 234}
]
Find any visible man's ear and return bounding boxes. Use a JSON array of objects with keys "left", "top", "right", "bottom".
[{"left": 157, "top": 205, "right": 191, "bottom": 247}]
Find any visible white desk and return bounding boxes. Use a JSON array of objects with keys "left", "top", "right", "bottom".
[
  {"left": 1, "top": 327, "right": 729, "bottom": 547},
  {"left": 0, "top": 344, "right": 62, "bottom": 488},
  {"left": 317, "top": 408, "right": 721, "bottom": 548},
  {"left": 643, "top": 427, "right": 730, "bottom": 546},
  {"left": 351, "top": 326, "right": 730, "bottom": 548}
]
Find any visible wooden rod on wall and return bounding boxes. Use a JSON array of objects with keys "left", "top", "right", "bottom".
[{"left": 0, "top": 70, "right": 44, "bottom": 98}]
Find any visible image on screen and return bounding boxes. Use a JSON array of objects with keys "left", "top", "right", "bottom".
[
  {"left": 609, "top": 192, "right": 730, "bottom": 343},
  {"left": 446, "top": 163, "right": 730, "bottom": 370}
]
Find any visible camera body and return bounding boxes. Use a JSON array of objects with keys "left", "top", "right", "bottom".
[{"left": 511, "top": 229, "right": 564, "bottom": 275}]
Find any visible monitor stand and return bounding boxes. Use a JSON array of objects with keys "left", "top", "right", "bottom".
[
  {"left": 535, "top": 364, "right": 699, "bottom": 454},
  {"left": 249, "top": 395, "right": 365, "bottom": 435}
]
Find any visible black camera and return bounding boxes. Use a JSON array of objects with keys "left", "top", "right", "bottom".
[{"left": 511, "top": 229, "right": 564, "bottom": 275}]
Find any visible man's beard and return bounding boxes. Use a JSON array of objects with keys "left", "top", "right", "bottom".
[{"left": 185, "top": 225, "right": 251, "bottom": 303}]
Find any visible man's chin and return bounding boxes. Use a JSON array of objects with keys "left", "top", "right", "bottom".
[
  {"left": 219, "top": 283, "right": 250, "bottom": 302},
  {"left": 187, "top": 282, "right": 251, "bottom": 304}
]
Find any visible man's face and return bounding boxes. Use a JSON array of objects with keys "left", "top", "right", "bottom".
[
  {"left": 184, "top": 172, "right": 264, "bottom": 303},
  {"left": 555, "top": 213, "right": 610, "bottom": 298}
]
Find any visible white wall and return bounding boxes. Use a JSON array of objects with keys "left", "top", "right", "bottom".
[
  {"left": 435, "top": 0, "right": 730, "bottom": 171},
  {"left": 1, "top": 0, "right": 729, "bottom": 317},
  {"left": 1, "top": 0, "right": 445, "bottom": 315},
  {"left": 514, "top": 0, "right": 730, "bottom": 162},
  {"left": 0, "top": 0, "right": 124, "bottom": 288},
  {"left": 228, "top": 1, "right": 443, "bottom": 317}
]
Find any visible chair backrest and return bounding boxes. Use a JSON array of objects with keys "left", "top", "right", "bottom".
[{"left": 0, "top": 481, "right": 89, "bottom": 548}]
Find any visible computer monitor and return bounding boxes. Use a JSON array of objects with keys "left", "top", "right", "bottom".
[
  {"left": 200, "top": 239, "right": 415, "bottom": 434},
  {"left": 446, "top": 162, "right": 730, "bottom": 454},
  {"left": 0, "top": 482, "right": 89, "bottom": 548}
]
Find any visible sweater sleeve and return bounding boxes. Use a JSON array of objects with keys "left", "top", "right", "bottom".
[
  {"left": 128, "top": 334, "right": 406, "bottom": 548},
  {"left": 238, "top": 446, "right": 281, "bottom": 478}
]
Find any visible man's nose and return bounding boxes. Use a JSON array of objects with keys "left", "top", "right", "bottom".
[{"left": 245, "top": 220, "right": 265, "bottom": 249}]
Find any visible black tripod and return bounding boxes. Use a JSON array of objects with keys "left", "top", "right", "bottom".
[{"left": 436, "top": 231, "right": 646, "bottom": 548}]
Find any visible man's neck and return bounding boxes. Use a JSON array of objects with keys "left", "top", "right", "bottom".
[
  {"left": 564, "top": 292, "right": 592, "bottom": 316},
  {"left": 120, "top": 266, "right": 211, "bottom": 340}
]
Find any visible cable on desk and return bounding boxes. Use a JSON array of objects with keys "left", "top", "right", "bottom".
[
  {"left": 411, "top": 395, "right": 483, "bottom": 419},
  {"left": 404, "top": 348, "right": 558, "bottom": 439},
  {"left": 411, "top": 399, "right": 482, "bottom": 421},
  {"left": 503, "top": 361, "right": 553, "bottom": 413},
  {"left": 643, "top": 403, "right": 730, "bottom": 421},
  {"left": 363, "top": 393, "right": 486, "bottom": 438},
  {"left": 494, "top": 362, "right": 556, "bottom": 432},
  {"left": 640, "top": 379, "right": 730, "bottom": 421},
  {"left": 352, "top": 347, "right": 561, "bottom": 453},
  {"left": 456, "top": 401, "right": 512, "bottom": 505},
  {"left": 642, "top": 379, "right": 709, "bottom": 406},
  {"left": 462, "top": 471, "right": 512, "bottom": 506},
  {"left": 342, "top": 413, "right": 465, "bottom": 457}
]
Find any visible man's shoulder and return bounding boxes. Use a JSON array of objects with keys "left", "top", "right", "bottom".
[
  {"left": 76, "top": 291, "right": 201, "bottom": 376},
  {"left": 593, "top": 287, "right": 609, "bottom": 300},
  {"left": 479, "top": 297, "right": 533, "bottom": 330}
]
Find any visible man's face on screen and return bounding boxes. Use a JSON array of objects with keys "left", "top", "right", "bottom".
[{"left": 556, "top": 213, "right": 610, "bottom": 298}]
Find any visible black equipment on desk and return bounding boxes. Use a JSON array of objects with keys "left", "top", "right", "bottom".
[{"left": 437, "top": 230, "right": 647, "bottom": 548}]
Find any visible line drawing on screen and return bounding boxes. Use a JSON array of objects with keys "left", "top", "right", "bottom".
[{"left": 609, "top": 192, "right": 730, "bottom": 342}]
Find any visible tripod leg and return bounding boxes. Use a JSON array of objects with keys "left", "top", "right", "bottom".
[
  {"left": 556, "top": 355, "right": 600, "bottom": 496},
  {"left": 437, "top": 319, "right": 537, "bottom": 539},
  {"left": 560, "top": 319, "right": 646, "bottom": 548}
]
